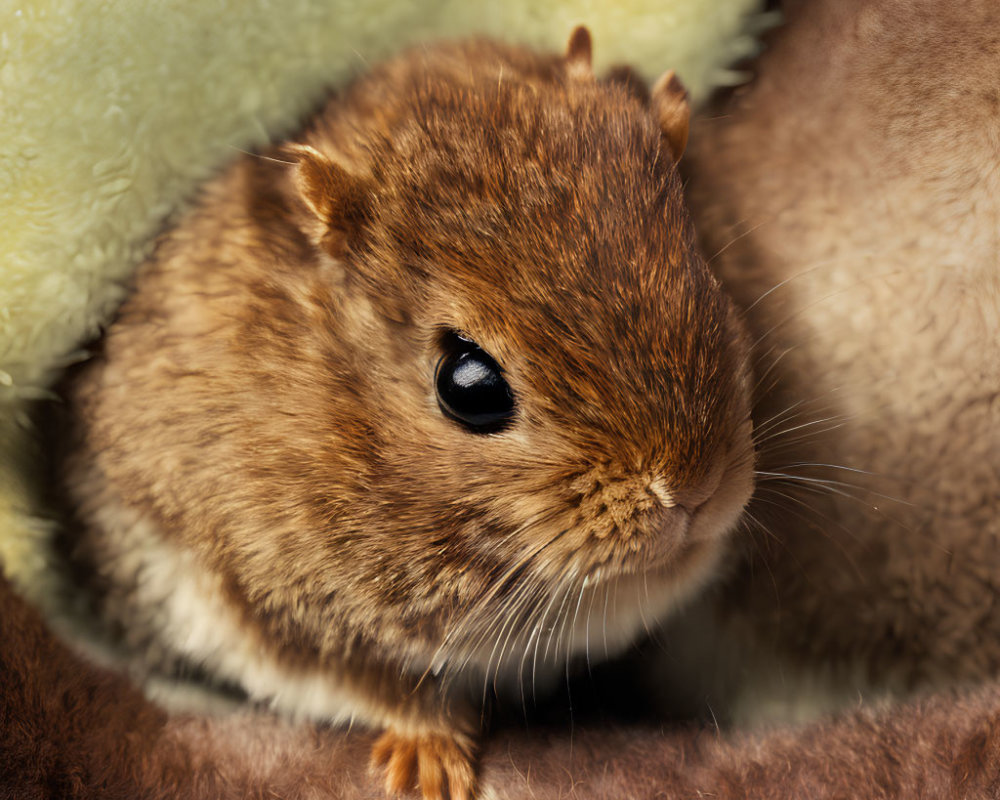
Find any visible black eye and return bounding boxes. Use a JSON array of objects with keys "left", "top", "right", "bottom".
[{"left": 435, "top": 334, "right": 515, "bottom": 434}]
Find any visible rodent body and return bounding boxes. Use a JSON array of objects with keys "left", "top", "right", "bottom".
[{"left": 58, "top": 29, "right": 754, "bottom": 799}]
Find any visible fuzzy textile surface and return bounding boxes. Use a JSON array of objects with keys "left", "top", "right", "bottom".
[{"left": 0, "top": 0, "right": 762, "bottom": 612}]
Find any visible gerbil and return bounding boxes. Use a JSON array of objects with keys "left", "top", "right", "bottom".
[{"left": 57, "top": 28, "right": 754, "bottom": 799}]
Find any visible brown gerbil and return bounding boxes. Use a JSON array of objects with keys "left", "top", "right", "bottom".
[{"left": 56, "top": 27, "right": 754, "bottom": 800}]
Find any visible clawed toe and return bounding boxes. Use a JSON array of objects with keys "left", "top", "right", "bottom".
[{"left": 371, "top": 729, "right": 476, "bottom": 800}]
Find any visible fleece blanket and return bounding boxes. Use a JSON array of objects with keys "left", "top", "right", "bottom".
[{"left": 0, "top": 0, "right": 763, "bottom": 615}]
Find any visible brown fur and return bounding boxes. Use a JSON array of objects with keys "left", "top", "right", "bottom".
[
  {"left": 660, "top": 0, "right": 1000, "bottom": 722},
  {"left": 53, "top": 29, "right": 754, "bottom": 798}
]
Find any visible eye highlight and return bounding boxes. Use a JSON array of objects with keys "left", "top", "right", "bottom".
[{"left": 435, "top": 332, "right": 515, "bottom": 434}]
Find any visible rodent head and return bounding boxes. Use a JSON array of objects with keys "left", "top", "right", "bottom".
[
  {"left": 263, "top": 28, "right": 753, "bottom": 677},
  {"left": 96, "top": 29, "right": 754, "bottom": 684}
]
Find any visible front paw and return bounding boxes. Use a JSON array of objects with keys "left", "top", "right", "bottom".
[{"left": 370, "top": 728, "right": 477, "bottom": 800}]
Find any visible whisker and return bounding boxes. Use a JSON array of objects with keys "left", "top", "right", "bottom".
[
  {"left": 430, "top": 512, "right": 571, "bottom": 690},
  {"left": 740, "top": 510, "right": 787, "bottom": 605},
  {"left": 601, "top": 580, "right": 611, "bottom": 659},
  {"left": 757, "top": 475, "right": 874, "bottom": 513},
  {"left": 754, "top": 485, "right": 865, "bottom": 544},
  {"left": 227, "top": 145, "right": 295, "bottom": 165},
  {"left": 751, "top": 343, "right": 797, "bottom": 394},
  {"left": 560, "top": 575, "right": 589, "bottom": 700},
  {"left": 756, "top": 421, "right": 852, "bottom": 452},
  {"left": 708, "top": 218, "right": 773, "bottom": 265},
  {"left": 778, "top": 462, "right": 876, "bottom": 476},
  {"left": 486, "top": 578, "right": 541, "bottom": 701},
  {"left": 743, "top": 255, "right": 869, "bottom": 313},
  {"left": 564, "top": 575, "right": 590, "bottom": 683},
  {"left": 751, "top": 398, "right": 809, "bottom": 441},
  {"left": 756, "top": 470, "right": 914, "bottom": 509},
  {"left": 749, "top": 491, "right": 865, "bottom": 577},
  {"left": 749, "top": 265, "right": 910, "bottom": 353},
  {"left": 549, "top": 565, "right": 579, "bottom": 665},
  {"left": 583, "top": 573, "right": 601, "bottom": 677},
  {"left": 528, "top": 561, "right": 577, "bottom": 700},
  {"left": 754, "top": 414, "right": 852, "bottom": 448}
]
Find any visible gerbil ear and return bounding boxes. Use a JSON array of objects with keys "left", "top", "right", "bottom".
[
  {"left": 565, "top": 26, "right": 593, "bottom": 80},
  {"left": 651, "top": 70, "right": 690, "bottom": 163},
  {"left": 284, "top": 144, "right": 368, "bottom": 256}
]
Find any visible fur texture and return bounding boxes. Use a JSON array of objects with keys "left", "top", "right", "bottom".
[
  {"left": 662, "top": 0, "right": 1000, "bottom": 724},
  {"left": 54, "top": 33, "right": 755, "bottom": 799}
]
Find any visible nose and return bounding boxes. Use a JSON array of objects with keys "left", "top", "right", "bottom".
[{"left": 669, "top": 459, "right": 726, "bottom": 514}]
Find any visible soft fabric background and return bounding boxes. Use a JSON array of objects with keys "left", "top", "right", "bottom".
[{"left": 0, "top": 0, "right": 763, "bottom": 613}]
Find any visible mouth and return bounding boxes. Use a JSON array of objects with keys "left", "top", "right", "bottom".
[
  {"left": 684, "top": 449, "right": 755, "bottom": 545},
  {"left": 509, "top": 458, "right": 753, "bottom": 678},
  {"left": 612, "top": 448, "right": 755, "bottom": 576}
]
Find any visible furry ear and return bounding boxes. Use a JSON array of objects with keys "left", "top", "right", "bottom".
[
  {"left": 651, "top": 70, "right": 690, "bottom": 163},
  {"left": 565, "top": 26, "right": 593, "bottom": 80},
  {"left": 284, "top": 143, "right": 368, "bottom": 256}
]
